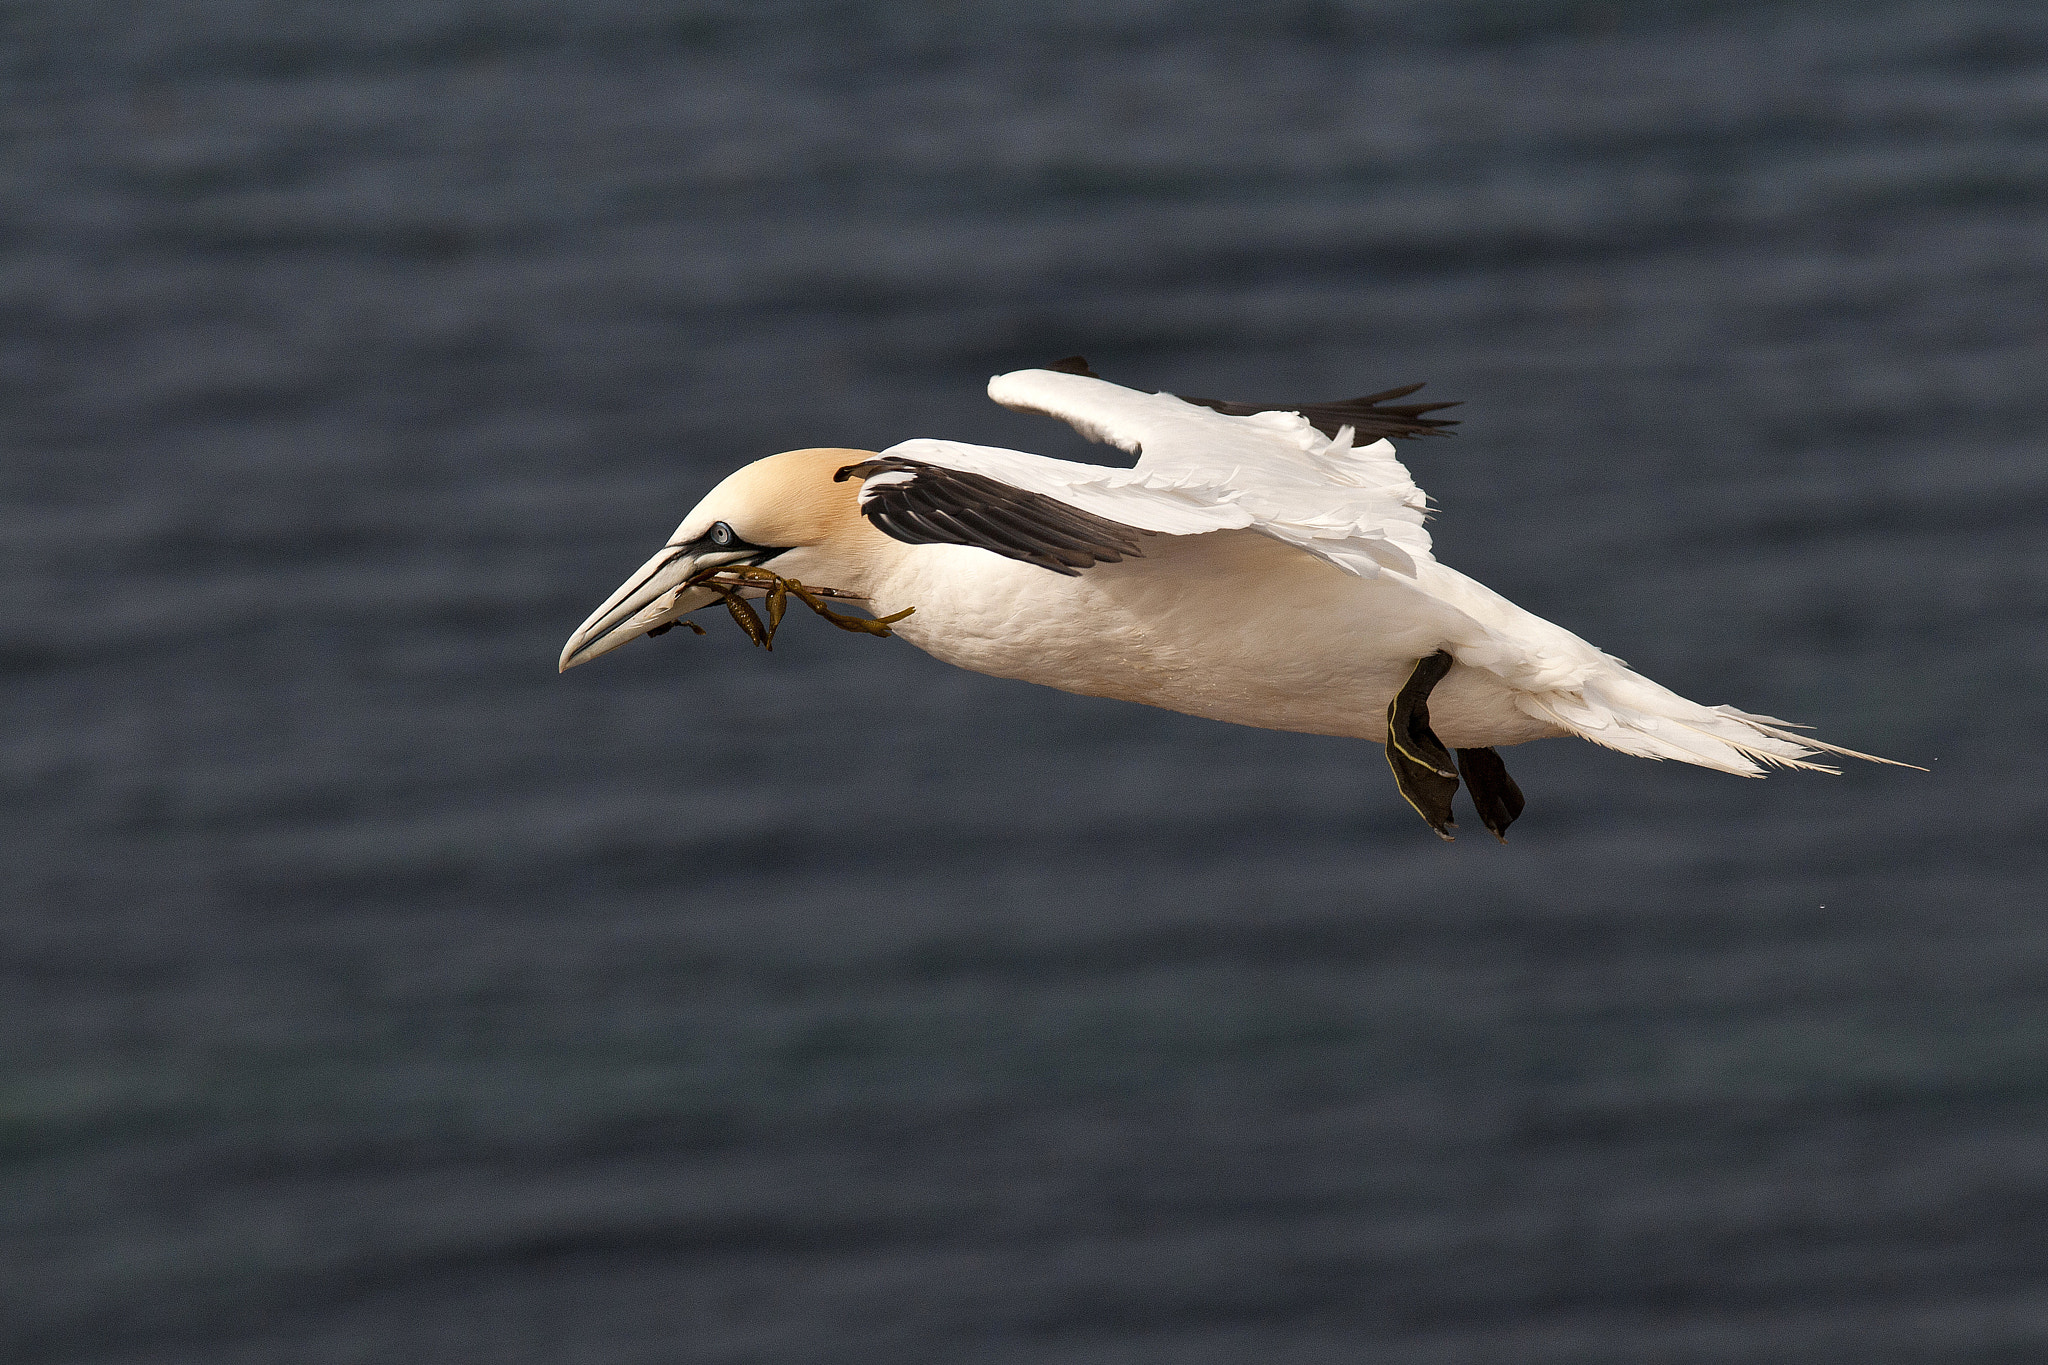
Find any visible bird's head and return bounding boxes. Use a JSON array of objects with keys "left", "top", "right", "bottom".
[{"left": 558, "top": 447, "right": 883, "bottom": 672}]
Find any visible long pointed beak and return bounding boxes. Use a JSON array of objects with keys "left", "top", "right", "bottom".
[{"left": 559, "top": 543, "right": 733, "bottom": 672}]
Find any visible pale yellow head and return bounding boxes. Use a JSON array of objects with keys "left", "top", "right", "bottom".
[
  {"left": 667, "top": 448, "right": 873, "bottom": 548},
  {"left": 559, "top": 448, "right": 892, "bottom": 671}
]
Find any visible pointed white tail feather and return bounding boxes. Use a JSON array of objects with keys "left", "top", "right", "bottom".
[
  {"left": 1508, "top": 663, "right": 1909, "bottom": 777},
  {"left": 1709, "top": 706, "right": 1918, "bottom": 769},
  {"left": 1518, "top": 691, "right": 1769, "bottom": 775}
]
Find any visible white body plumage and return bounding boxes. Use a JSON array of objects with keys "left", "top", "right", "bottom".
[{"left": 864, "top": 530, "right": 1558, "bottom": 749}]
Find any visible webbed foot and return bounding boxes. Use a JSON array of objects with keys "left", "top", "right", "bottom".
[
  {"left": 1455, "top": 746, "right": 1525, "bottom": 843},
  {"left": 1386, "top": 650, "right": 1460, "bottom": 840}
]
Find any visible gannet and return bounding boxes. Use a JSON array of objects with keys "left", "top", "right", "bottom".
[{"left": 560, "top": 358, "right": 1899, "bottom": 840}]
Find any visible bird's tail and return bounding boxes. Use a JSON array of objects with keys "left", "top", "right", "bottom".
[
  {"left": 1417, "top": 562, "right": 1907, "bottom": 776},
  {"left": 1510, "top": 663, "right": 1905, "bottom": 777}
]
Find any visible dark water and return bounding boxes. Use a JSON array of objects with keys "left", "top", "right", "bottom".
[{"left": 5, "top": 1, "right": 2047, "bottom": 1360}]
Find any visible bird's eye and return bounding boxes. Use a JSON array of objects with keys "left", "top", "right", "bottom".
[{"left": 708, "top": 521, "right": 735, "bottom": 547}]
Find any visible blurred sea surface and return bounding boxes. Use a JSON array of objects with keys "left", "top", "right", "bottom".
[{"left": 4, "top": 1, "right": 2047, "bottom": 1361}]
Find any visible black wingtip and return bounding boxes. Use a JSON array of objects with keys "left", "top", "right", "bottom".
[
  {"left": 1041, "top": 356, "right": 1099, "bottom": 378},
  {"left": 1179, "top": 382, "right": 1461, "bottom": 442}
]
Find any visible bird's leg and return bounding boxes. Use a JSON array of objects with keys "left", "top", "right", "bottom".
[
  {"left": 1385, "top": 650, "right": 1460, "bottom": 840},
  {"left": 1455, "top": 746, "right": 1525, "bottom": 844}
]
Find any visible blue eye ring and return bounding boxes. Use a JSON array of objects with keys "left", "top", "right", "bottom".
[{"left": 709, "top": 521, "right": 736, "bottom": 547}]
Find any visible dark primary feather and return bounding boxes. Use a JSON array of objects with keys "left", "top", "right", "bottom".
[
  {"left": 1039, "top": 355, "right": 1460, "bottom": 442},
  {"left": 835, "top": 456, "right": 1152, "bottom": 576}
]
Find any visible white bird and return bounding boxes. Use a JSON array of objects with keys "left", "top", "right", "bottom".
[{"left": 560, "top": 358, "right": 1899, "bottom": 840}]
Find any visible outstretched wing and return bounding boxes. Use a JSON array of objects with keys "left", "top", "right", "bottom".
[
  {"left": 844, "top": 413, "right": 1433, "bottom": 581},
  {"left": 840, "top": 366, "right": 1463, "bottom": 577},
  {"left": 985, "top": 366, "right": 1439, "bottom": 561}
]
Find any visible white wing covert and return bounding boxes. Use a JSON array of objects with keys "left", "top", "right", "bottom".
[
  {"left": 987, "top": 362, "right": 1441, "bottom": 560},
  {"left": 848, "top": 367, "right": 1449, "bottom": 580}
]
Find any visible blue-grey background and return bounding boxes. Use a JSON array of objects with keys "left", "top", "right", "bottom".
[{"left": 5, "top": 2, "right": 2045, "bottom": 1361}]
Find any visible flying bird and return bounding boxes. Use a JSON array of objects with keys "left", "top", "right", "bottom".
[{"left": 560, "top": 358, "right": 1898, "bottom": 840}]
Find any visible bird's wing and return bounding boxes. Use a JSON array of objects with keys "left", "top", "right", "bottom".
[
  {"left": 979, "top": 365, "right": 1448, "bottom": 572},
  {"left": 842, "top": 427, "right": 1427, "bottom": 580},
  {"left": 992, "top": 360, "right": 1451, "bottom": 482},
  {"left": 835, "top": 446, "right": 1253, "bottom": 577}
]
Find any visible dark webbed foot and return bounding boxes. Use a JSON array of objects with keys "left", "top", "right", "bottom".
[
  {"left": 1455, "top": 746, "right": 1526, "bottom": 843},
  {"left": 1386, "top": 650, "right": 1460, "bottom": 840}
]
